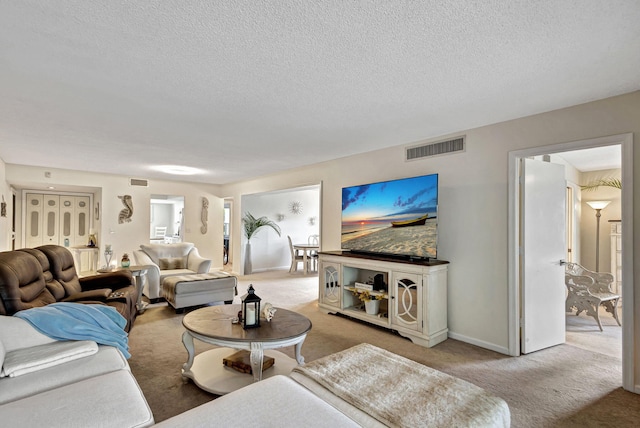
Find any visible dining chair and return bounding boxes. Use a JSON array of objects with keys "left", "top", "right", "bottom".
[
  {"left": 287, "top": 235, "right": 306, "bottom": 273},
  {"left": 308, "top": 234, "right": 320, "bottom": 272},
  {"left": 154, "top": 226, "right": 167, "bottom": 238}
]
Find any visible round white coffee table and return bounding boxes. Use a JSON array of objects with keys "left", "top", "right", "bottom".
[{"left": 181, "top": 304, "right": 312, "bottom": 394}]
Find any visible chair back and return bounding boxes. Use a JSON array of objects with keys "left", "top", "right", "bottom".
[
  {"left": 287, "top": 236, "right": 296, "bottom": 258},
  {"left": 37, "top": 245, "right": 82, "bottom": 297},
  {"left": 0, "top": 250, "right": 55, "bottom": 314},
  {"left": 154, "top": 226, "right": 168, "bottom": 238},
  {"left": 18, "top": 248, "right": 65, "bottom": 300},
  {"left": 565, "top": 262, "right": 614, "bottom": 293},
  {"left": 308, "top": 234, "right": 319, "bottom": 246}
]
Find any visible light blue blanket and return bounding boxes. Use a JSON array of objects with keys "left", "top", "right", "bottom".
[{"left": 14, "top": 303, "right": 130, "bottom": 359}]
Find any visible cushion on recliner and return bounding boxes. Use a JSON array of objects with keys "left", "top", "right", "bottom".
[
  {"left": 36, "top": 245, "right": 83, "bottom": 297},
  {"left": 62, "top": 289, "right": 112, "bottom": 303},
  {"left": 0, "top": 251, "right": 56, "bottom": 314},
  {"left": 18, "top": 248, "right": 66, "bottom": 300}
]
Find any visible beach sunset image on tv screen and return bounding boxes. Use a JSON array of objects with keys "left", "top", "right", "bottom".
[{"left": 341, "top": 173, "right": 438, "bottom": 260}]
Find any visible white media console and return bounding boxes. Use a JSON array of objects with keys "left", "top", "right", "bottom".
[{"left": 318, "top": 251, "right": 449, "bottom": 348}]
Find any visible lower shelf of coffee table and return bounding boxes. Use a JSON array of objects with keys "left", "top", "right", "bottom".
[{"left": 182, "top": 347, "right": 298, "bottom": 395}]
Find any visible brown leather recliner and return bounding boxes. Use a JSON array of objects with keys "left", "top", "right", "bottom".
[
  {"left": 0, "top": 250, "right": 56, "bottom": 313},
  {"left": 0, "top": 246, "right": 138, "bottom": 331}
]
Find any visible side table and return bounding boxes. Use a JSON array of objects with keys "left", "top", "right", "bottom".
[{"left": 98, "top": 265, "right": 150, "bottom": 314}]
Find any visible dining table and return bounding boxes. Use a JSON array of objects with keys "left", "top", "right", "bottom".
[{"left": 293, "top": 243, "right": 320, "bottom": 274}]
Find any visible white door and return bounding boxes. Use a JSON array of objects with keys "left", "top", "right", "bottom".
[
  {"left": 42, "top": 194, "right": 60, "bottom": 245},
  {"left": 25, "top": 193, "right": 44, "bottom": 247},
  {"left": 73, "top": 196, "right": 90, "bottom": 246},
  {"left": 521, "top": 158, "right": 567, "bottom": 354},
  {"left": 60, "top": 195, "right": 74, "bottom": 246}
]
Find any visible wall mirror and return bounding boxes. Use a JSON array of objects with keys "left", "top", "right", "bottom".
[{"left": 150, "top": 194, "right": 184, "bottom": 243}]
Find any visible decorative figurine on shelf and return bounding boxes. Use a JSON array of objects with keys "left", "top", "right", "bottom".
[
  {"left": 241, "top": 285, "right": 261, "bottom": 329},
  {"left": 87, "top": 229, "right": 97, "bottom": 247},
  {"left": 121, "top": 253, "right": 131, "bottom": 268},
  {"left": 262, "top": 302, "right": 277, "bottom": 322},
  {"left": 104, "top": 244, "right": 113, "bottom": 270}
]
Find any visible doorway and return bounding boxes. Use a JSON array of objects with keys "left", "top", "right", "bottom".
[
  {"left": 149, "top": 195, "right": 184, "bottom": 243},
  {"left": 508, "top": 133, "right": 634, "bottom": 391}
]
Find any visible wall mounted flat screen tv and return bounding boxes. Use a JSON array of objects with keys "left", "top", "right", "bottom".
[{"left": 341, "top": 173, "right": 438, "bottom": 260}]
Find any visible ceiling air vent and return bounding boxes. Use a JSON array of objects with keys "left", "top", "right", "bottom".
[
  {"left": 406, "top": 136, "right": 465, "bottom": 161},
  {"left": 129, "top": 178, "right": 149, "bottom": 187}
]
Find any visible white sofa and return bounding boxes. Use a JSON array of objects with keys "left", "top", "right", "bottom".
[
  {"left": 157, "top": 343, "right": 511, "bottom": 427},
  {"left": 0, "top": 316, "right": 510, "bottom": 428},
  {"left": 0, "top": 316, "right": 154, "bottom": 428},
  {"left": 133, "top": 243, "right": 212, "bottom": 300}
]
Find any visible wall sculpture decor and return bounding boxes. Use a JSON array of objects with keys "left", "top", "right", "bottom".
[
  {"left": 289, "top": 201, "right": 303, "bottom": 215},
  {"left": 118, "top": 194, "right": 133, "bottom": 223},
  {"left": 201, "top": 197, "right": 209, "bottom": 234}
]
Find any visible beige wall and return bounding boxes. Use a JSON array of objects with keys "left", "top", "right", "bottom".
[{"left": 4, "top": 165, "right": 225, "bottom": 268}]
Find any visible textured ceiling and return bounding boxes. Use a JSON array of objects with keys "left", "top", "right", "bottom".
[{"left": 0, "top": 1, "right": 638, "bottom": 184}]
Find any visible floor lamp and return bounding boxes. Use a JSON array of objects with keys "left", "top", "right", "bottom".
[{"left": 586, "top": 200, "right": 611, "bottom": 272}]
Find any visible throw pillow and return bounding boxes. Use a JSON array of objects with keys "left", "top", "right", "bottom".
[
  {"left": 158, "top": 257, "right": 185, "bottom": 270},
  {"left": 1, "top": 340, "right": 98, "bottom": 378}
]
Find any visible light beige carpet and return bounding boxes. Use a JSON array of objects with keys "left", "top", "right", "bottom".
[{"left": 128, "top": 269, "right": 639, "bottom": 427}]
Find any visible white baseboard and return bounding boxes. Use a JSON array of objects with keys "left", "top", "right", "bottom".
[{"left": 447, "top": 331, "right": 510, "bottom": 355}]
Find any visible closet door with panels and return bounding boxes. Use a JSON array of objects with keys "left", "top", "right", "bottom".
[
  {"left": 72, "top": 196, "right": 90, "bottom": 246},
  {"left": 25, "top": 193, "right": 91, "bottom": 248},
  {"left": 60, "top": 195, "right": 74, "bottom": 246},
  {"left": 25, "top": 193, "right": 44, "bottom": 248},
  {"left": 43, "top": 194, "right": 60, "bottom": 245}
]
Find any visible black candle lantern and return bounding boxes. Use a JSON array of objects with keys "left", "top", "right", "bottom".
[{"left": 241, "top": 285, "right": 261, "bottom": 329}]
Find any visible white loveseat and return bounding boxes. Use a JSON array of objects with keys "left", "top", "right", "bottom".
[
  {"left": 133, "top": 243, "right": 212, "bottom": 300},
  {"left": 0, "top": 316, "right": 154, "bottom": 427}
]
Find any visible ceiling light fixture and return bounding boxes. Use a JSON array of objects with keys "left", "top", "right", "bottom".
[{"left": 152, "top": 165, "right": 202, "bottom": 176}]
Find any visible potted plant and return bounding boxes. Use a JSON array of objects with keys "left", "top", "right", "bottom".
[
  {"left": 242, "top": 212, "right": 281, "bottom": 274},
  {"left": 352, "top": 289, "right": 384, "bottom": 315},
  {"left": 581, "top": 177, "right": 621, "bottom": 191}
]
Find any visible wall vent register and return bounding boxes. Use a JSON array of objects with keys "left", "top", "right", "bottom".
[
  {"left": 129, "top": 178, "right": 149, "bottom": 187},
  {"left": 406, "top": 136, "right": 465, "bottom": 161}
]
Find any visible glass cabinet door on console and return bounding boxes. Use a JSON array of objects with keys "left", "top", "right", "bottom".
[
  {"left": 391, "top": 273, "right": 423, "bottom": 333},
  {"left": 319, "top": 261, "right": 341, "bottom": 309}
]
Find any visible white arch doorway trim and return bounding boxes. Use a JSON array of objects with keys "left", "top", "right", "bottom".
[{"left": 508, "top": 133, "right": 634, "bottom": 392}]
